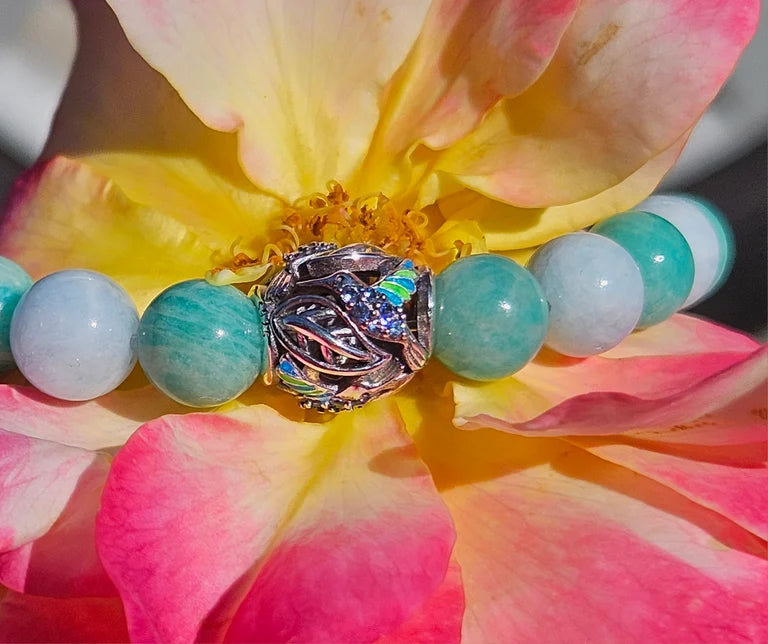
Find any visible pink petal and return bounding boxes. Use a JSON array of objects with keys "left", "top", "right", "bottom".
[
  {"left": 415, "top": 422, "right": 768, "bottom": 642},
  {"left": 360, "top": 0, "right": 578, "bottom": 191},
  {"left": 0, "top": 591, "right": 128, "bottom": 643},
  {"left": 96, "top": 403, "right": 456, "bottom": 643},
  {"left": 376, "top": 560, "right": 464, "bottom": 644},
  {"left": 630, "top": 385, "right": 768, "bottom": 446},
  {"left": 106, "top": 0, "right": 432, "bottom": 201},
  {"left": 453, "top": 316, "right": 766, "bottom": 435},
  {"left": 0, "top": 384, "right": 187, "bottom": 450},
  {"left": 573, "top": 435, "right": 768, "bottom": 540},
  {"left": 0, "top": 430, "right": 104, "bottom": 551},
  {"left": 0, "top": 446, "right": 114, "bottom": 597},
  {"left": 434, "top": 0, "right": 759, "bottom": 206}
]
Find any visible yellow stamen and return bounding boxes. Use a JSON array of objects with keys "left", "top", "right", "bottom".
[{"left": 208, "top": 181, "right": 478, "bottom": 286}]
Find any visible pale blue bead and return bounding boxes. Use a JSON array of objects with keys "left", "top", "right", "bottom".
[
  {"left": 592, "top": 211, "right": 695, "bottom": 328},
  {"left": 137, "top": 279, "right": 266, "bottom": 407},
  {"left": 10, "top": 270, "right": 139, "bottom": 400},
  {"left": 527, "top": 233, "right": 644, "bottom": 356},
  {"left": 0, "top": 257, "right": 33, "bottom": 372},
  {"left": 433, "top": 254, "right": 548, "bottom": 380},
  {"left": 636, "top": 194, "right": 734, "bottom": 308}
]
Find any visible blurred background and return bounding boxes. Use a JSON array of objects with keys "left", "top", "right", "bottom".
[{"left": 0, "top": 0, "right": 766, "bottom": 337}]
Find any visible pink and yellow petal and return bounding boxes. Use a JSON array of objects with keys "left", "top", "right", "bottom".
[
  {"left": 433, "top": 0, "right": 758, "bottom": 207},
  {"left": 96, "top": 403, "right": 456, "bottom": 643},
  {"left": 573, "top": 436, "right": 768, "bottom": 540},
  {"left": 0, "top": 156, "right": 242, "bottom": 311},
  {"left": 412, "top": 411, "right": 768, "bottom": 642},
  {"left": 357, "top": 0, "right": 579, "bottom": 195},
  {"left": 0, "top": 450, "right": 114, "bottom": 597},
  {"left": 452, "top": 316, "right": 765, "bottom": 435},
  {"left": 45, "top": 0, "right": 282, "bottom": 244},
  {"left": 436, "top": 138, "right": 686, "bottom": 250},
  {"left": 376, "top": 560, "right": 464, "bottom": 644},
  {"left": 0, "top": 430, "right": 106, "bottom": 552},
  {"left": 0, "top": 590, "right": 129, "bottom": 643},
  {"left": 107, "top": 0, "right": 432, "bottom": 202},
  {"left": 0, "top": 384, "right": 187, "bottom": 450}
]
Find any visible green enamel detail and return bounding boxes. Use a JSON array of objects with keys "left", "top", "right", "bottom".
[
  {"left": 137, "top": 279, "right": 266, "bottom": 407},
  {"left": 379, "top": 281, "right": 411, "bottom": 301},
  {"left": 0, "top": 257, "right": 32, "bottom": 373},
  {"left": 592, "top": 211, "right": 694, "bottom": 328},
  {"left": 433, "top": 254, "right": 548, "bottom": 380}
]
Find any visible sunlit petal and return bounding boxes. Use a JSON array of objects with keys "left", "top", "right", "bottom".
[
  {"left": 412, "top": 407, "right": 768, "bottom": 642},
  {"left": 437, "top": 138, "right": 685, "bottom": 250},
  {"left": 0, "top": 384, "right": 188, "bottom": 450},
  {"left": 358, "top": 0, "right": 578, "bottom": 194},
  {"left": 573, "top": 434, "right": 768, "bottom": 540},
  {"left": 0, "top": 447, "right": 114, "bottom": 597},
  {"left": 0, "top": 156, "right": 243, "bottom": 311},
  {"left": 452, "top": 316, "right": 765, "bottom": 435},
  {"left": 45, "top": 0, "right": 283, "bottom": 246},
  {"left": 107, "top": 0, "right": 432, "bottom": 201},
  {"left": 434, "top": 0, "right": 758, "bottom": 206},
  {"left": 96, "top": 403, "right": 456, "bottom": 642}
]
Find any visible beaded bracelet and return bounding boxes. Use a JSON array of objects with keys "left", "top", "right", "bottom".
[{"left": 0, "top": 194, "right": 733, "bottom": 412}]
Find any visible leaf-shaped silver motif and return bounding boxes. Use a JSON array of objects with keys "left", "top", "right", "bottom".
[
  {"left": 263, "top": 243, "right": 433, "bottom": 411},
  {"left": 270, "top": 295, "right": 390, "bottom": 376}
]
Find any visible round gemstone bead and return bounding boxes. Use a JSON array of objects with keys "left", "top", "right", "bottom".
[
  {"left": 0, "top": 257, "right": 33, "bottom": 373},
  {"left": 432, "top": 254, "right": 548, "bottom": 380},
  {"left": 592, "top": 211, "right": 694, "bottom": 328},
  {"left": 635, "top": 194, "right": 734, "bottom": 308},
  {"left": 137, "top": 279, "right": 266, "bottom": 407},
  {"left": 10, "top": 270, "right": 139, "bottom": 400},
  {"left": 527, "top": 232, "right": 644, "bottom": 356}
]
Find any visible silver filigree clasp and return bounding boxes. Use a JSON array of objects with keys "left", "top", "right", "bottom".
[{"left": 262, "top": 242, "right": 433, "bottom": 411}]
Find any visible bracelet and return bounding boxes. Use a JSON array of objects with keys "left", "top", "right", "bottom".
[{"left": 0, "top": 194, "right": 733, "bottom": 412}]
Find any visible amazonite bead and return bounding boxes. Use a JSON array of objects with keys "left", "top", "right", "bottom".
[
  {"left": 137, "top": 279, "right": 266, "bottom": 407},
  {"left": 0, "top": 257, "right": 32, "bottom": 372},
  {"left": 10, "top": 270, "right": 139, "bottom": 400},
  {"left": 433, "top": 254, "right": 548, "bottom": 380},
  {"left": 636, "top": 194, "right": 734, "bottom": 308},
  {"left": 592, "top": 211, "right": 694, "bottom": 328},
  {"left": 527, "top": 233, "right": 644, "bottom": 356}
]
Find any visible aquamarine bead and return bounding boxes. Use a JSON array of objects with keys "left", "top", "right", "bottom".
[
  {"left": 137, "top": 279, "right": 266, "bottom": 407},
  {"left": 433, "top": 254, "right": 548, "bottom": 380},
  {"left": 636, "top": 194, "right": 734, "bottom": 308},
  {"left": 527, "top": 233, "right": 644, "bottom": 356},
  {"left": 10, "top": 270, "right": 139, "bottom": 400},
  {"left": 592, "top": 211, "right": 694, "bottom": 328},
  {"left": 0, "top": 257, "right": 32, "bottom": 373}
]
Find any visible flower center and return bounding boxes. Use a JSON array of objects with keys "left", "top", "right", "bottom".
[{"left": 208, "top": 182, "right": 439, "bottom": 286}]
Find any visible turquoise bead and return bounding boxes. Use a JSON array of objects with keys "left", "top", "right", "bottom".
[
  {"left": 138, "top": 280, "right": 266, "bottom": 407},
  {"left": 433, "top": 254, "right": 548, "bottom": 380},
  {"left": 636, "top": 194, "right": 734, "bottom": 308},
  {"left": 592, "top": 211, "right": 694, "bottom": 328},
  {"left": 0, "top": 257, "right": 32, "bottom": 372}
]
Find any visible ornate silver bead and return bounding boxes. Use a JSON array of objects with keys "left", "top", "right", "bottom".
[{"left": 263, "top": 242, "right": 433, "bottom": 411}]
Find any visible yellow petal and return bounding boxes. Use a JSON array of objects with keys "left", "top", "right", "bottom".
[
  {"left": 438, "top": 137, "right": 685, "bottom": 250},
  {"left": 43, "top": 0, "right": 282, "bottom": 257},
  {"left": 106, "top": 0, "right": 431, "bottom": 202},
  {"left": 356, "top": 0, "right": 578, "bottom": 196},
  {"left": 0, "top": 156, "right": 237, "bottom": 311}
]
